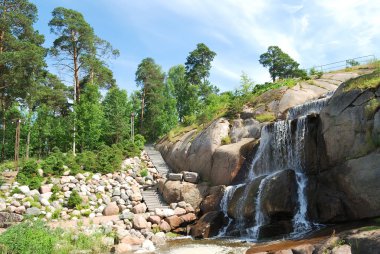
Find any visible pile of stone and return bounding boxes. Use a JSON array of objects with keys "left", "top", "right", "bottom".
[{"left": 0, "top": 155, "right": 159, "bottom": 221}]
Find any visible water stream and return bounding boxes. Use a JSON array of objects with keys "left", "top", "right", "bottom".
[{"left": 219, "top": 93, "right": 332, "bottom": 240}]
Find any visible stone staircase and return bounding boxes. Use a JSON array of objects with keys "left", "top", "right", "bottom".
[
  {"left": 144, "top": 145, "right": 170, "bottom": 178},
  {"left": 141, "top": 186, "right": 170, "bottom": 212},
  {"left": 142, "top": 145, "right": 171, "bottom": 211}
]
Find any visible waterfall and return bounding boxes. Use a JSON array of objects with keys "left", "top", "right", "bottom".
[
  {"left": 287, "top": 92, "right": 333, "bottom": 120},
  {"left": 247, "top": 174, "right": 273, "bottom": 238},
  {"left": 291, "top": 117, "right": 312, "bottom": 234},
  {"left": 218, "top": 185, "right": 242, "bottom": 236},
  {"left": 219, "top": 92, "right": 331, "bottom": 239}
]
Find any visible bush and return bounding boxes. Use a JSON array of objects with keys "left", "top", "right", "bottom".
[
  {"left": 139, "top": 168, "right": 148, "bottom": 177},
  {"left": 76, "top": 151, "right": 97, "bottom": 172},
  {"left": 95, "top": 145, "right": 124, "bottom": 173},
  {"left": 0, "top": 220, "right": 58, "bottom": 254},
  {"left": 255, "top": 112, "right": 276, "bottom": 123},
  {"left": 67, "top": 190, "right": 82, "bottom": 209},
  {"left": 17, "top": 159, "right": 43, "bottom": 190}
]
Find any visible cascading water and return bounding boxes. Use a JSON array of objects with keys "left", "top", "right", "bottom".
[
  {"left": 219, "top": 92, "right": 332, "bottom": 240},
  {"left": 287, "top": 92, "right": 333, "bottom": 120},
  {"left": 218, "top": 185, "right": 242, "bottom": 236}
]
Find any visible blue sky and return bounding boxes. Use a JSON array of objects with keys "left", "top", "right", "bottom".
[{"left": 31, "top": 0, "right": 380, "bottom": 93}]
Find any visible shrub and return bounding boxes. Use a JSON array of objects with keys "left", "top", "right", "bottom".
[
  {"left": 0, "top": 220, "right": 58, "bottom": 254},
  {"left": 17, "top": 159, "right": 43, "bottom": 190},
  {"left": 255, "top": 112, "right": 276, "bottom": 123},
  {"left": 309, "top": 67, "right": 323, "bottom": 78},
  {"left": 76, "top": 151, "right": 97, "bottom": 172},
  {"left": 95, "top": 145, "right": 124, "bottom": 173},
  {"left": 67, "top": 190, "right": 82, "bottom": 209},
  {"left": 139, "top": 168, "right": 148, "bottom": 177}
]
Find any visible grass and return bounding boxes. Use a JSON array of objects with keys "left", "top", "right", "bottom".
[
  {"left": 167, "top": 124, "right": 198, "bottom": 142},
  {"left": 255, "top": 112, "right": 276, "bottom": 123},
  {"left": 343, "top": 69, "right": 380, "bottom": 91},
  {"left": 0, "top": 220, "right": 110, "bottom": 254},
  {"left": 139, "top": 168, "right": 148, "bottom": 177}
]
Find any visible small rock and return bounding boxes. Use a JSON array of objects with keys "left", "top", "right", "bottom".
[
  {"left": 142, "top": 239, "right": 155, "bottom": 252},
  {"left": 165, "top": 215, "right": 183, "bottom": 229},
  {"left": 39, "top": 185, "right": 52, "bottom": 194},
  {"left": 174, "top": 207, "right": 187, "bottom": 216},
  {"left": 132, "top": 203, "right": 147, "bottom": 214},
  {"left": 148, "top": 215, "right": 161, "bottom": 225},
  {"left": 183, "top": 171, "right": 199, "bottom": 183},
  {"left": 26, "top": 207, "right": 41, "bottom": 216},
  {"left": 180, "top": 213, "right": 197, "bottom": 223},
  {"left": 18, "top": 186, "right": 30, "bottom": 195},
  {"left": 120, "top": 236, "right": 144, "bottom": 245},
  {"left": 102, "top": 202, "right": 120, "bottom": 216},
  {"left": 159, "top": 220, "right": 171, "bottom": 232},
  {"left": 114, "top": 243, "right": 133, "bottom": 254},
  {"left": 168, "top": 173, "right": 183, "bottom": 181},
  {"left": 75, "top": 173, "right": 85, "bottom": 180},
  {"left": 177, "top": 201, "right": 187, "bottom": 208},
  {"left": 133, "top": 214, "right": 148, "bottom": 230},
  {"left": 37, "top": 168, "right": 44, "bottom": 177},
  {"left": 332, "top": 245, "right": 352, "bottom": 254},
  {"left": 120, "top": 210, "right": 134, "bottom": 220},
  {"left": 39, "top": 198, "right": 50, "bottom": 207},
  {"left": 63, "top": 169, "right": 70, "bottom": 176}
]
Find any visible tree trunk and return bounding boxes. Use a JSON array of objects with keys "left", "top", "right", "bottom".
[
  {"left": 1, "top": 94, "right": 6, "bottom": 162},
  {"left": 140, "top": 87, "right": 145, "bottom": 133},
  {"left": 26, "top": 129, "right": 30, "bottom": 160},
  {"left": 72, "top": 31, "right": 80, "bottom": 103}
]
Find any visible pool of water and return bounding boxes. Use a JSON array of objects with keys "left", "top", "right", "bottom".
[{"left": 156, "top": 237, "right": 250, "bottom": 254}]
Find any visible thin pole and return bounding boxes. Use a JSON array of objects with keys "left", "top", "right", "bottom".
[{"left": 14, "top": 119, "right": 20, "bottom": 171}]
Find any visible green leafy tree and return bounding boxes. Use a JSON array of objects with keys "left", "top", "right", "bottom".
[
  {"left": 259, "top": 46, "right": 306, "bottom": 82},
  {"left": 0, "top": 0, "right": 46, "bottom": 161},
  {"left": 135, "top": 58, "right": 165, "bottom": 133},
  {"left": 102, "top": 87, "right": 132, "bottom": 145},
  {"left": 167, "top": 65, "right": 197, "bottom": 122},
  {"left": 76, "top": 84, "right": 104, "bottom": 151},
  {"left": 185, "top": 43, "right": 218, "bottom": 100}
]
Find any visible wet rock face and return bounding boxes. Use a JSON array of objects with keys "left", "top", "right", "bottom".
[
  {"left": 260, "top": 169, "right": 298, "bottom": 220},
  {"left": 190, "top": 211, "right": 224, "bottom": 239}
]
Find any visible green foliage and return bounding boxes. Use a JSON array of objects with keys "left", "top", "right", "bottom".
[
  {"left": 67, "top": 190, "right": 82, "bottom": 209},
  {"left": 259, "top": 46, "right": 305, "bottom": 82},
  {"left": 255, "top": 113, "right": 276, "bottom": 123},
  {"left": 16, "top": 159, "right": 43, "bottom": 190},
  {"left": 76, "top": 84, "right": 104, "bottom": 151},
  {"left": 139, "top": 168, "right": 148, "bottom": 177},
  {"left": 309, "top": 67, "right": 324, "bottom": 78},
  {"left": 346, "top": 59, "right": 360, "bottom": 67},
  {"left": 102, "top": 87, "right": 132, "bottom": 145},
  {"left": 96, "top": 145, "right": 123, "bottom": 173},
  {"left": 197, "top": 93, "right": 230, "bottom": 124},
  {"left": 0, "top": 161, "right": 15, "bottom": 172},
  {"left": 221, "top": 136, "right": 231, "bottom": 145},
  {"left": 0, "top": 220, "right": 110, "bottom": 254},
  {"left": 0, "top": 220, "right": 58, "bottom": 254}
]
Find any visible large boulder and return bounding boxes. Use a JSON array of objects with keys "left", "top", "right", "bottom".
[
  {"left": 230, "top": 118, "right": 261, "bottom": 143},
  {"left": 159, "top": 180, "right": 209, "bottom": 208},
  {"left": 210, "top": 138, "right": 255, "bottom": 186},
  {"left": 316, "top": 151, "right": 380, "bottom": 222},
  {"left": 200, "top": 186, "right": 225, "bottom": 214},
  {"left": 227, "top": 176, "right": 266, "bottom": 225},
  {"left": 260, "top": 169, "right": 298, "bottom": 219},
  {"left": 190, "top": 211, "right": 224, "bottom": 239},
  {"left": 186, "top": 118, "right": 230, "bottom": 180},
  {"left": 315, "top": 76, "right": 380, "bottom": 223}
]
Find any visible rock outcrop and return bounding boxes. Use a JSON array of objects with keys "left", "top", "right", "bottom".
[{"left": 315, "top": 73, "right": 380, "bottom": 223}]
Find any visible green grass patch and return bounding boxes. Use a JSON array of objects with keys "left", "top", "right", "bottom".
[
  {"left": 167, "top": 124, "right": 198, "bottom": 142},
  {"left": 365, "top": 99, "right": 380, "bottom": 119},
  {"left": 344, "top": 69, "right": 380, "bottom": 91},
  {"left": 255, "top": 112, "right": 276, "bottom": 123}
]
